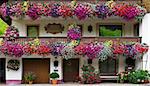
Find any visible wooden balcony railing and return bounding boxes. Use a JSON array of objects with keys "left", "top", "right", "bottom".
[{"left": 1, "top": 37, "right": 141, "bottom": 44}]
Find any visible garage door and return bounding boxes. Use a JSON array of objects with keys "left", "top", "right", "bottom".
[{"left": 23, "top": 58, "right": 50, "bottom": 83}]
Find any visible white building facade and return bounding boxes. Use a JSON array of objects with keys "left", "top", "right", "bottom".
[{"left": 0, "top": 0, "right": 150, "bottom": 84}]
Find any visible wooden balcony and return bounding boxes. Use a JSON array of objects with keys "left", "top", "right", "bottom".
[{"left": 8, "top": 37, "right": 141, "bottom": 44}]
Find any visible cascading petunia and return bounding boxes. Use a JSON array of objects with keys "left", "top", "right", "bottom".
[
  {"left": 74, "top": 3, "right": 93, "bottom": 20},
  {"left": 97, "top": 45, "right": 113, "bottom": 61},
  {"left": 59, "top": 3, "right": 73, "bottom": 18},
  {"left": 4, "top": 26, "right": 19, "bottom": 41},
  {"left": 0, "top": 3, "right": 9, "bottom": 18},
  {"left": 50, "top": 42, "right": 65, "bottom": 56},
  {"left": 61, "top": 46, "right": 75, "bottom": 60},
  {"left": 112, "top": 43, "right": 125, "bottom": 57},
  {"left": 85, "top": 42, "right": 103, "bottom": 59},
  {"left": 9, "top": 2, "right": 24, "bottom": 19},
  {"left": 95, "top": 4, "right": 113, "bottom": 19},
  {"left": 26, "top": 3, "right": 41, "bottom": 20},
  {"left": 74, "top": 43, "right": 87, "bottom": 55},
  {"left": 124, "top": 44, "right": 138, "bottom": 58},
  {"left": 50, "top": 3, "right": 61, "bottom": 17},
  {"left": 37, "top": 44, "right": 51, "bottom": 56},
  {"left": 67, "top": 24, "right": 81, "bottom": 40},
  {"left": 0, "top": 42, "right": 24, "bottom": 57}
]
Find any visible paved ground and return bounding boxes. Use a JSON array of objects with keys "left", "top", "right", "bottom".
[{"left": 1, "top": 83, "right": 150, "bottom": 86}]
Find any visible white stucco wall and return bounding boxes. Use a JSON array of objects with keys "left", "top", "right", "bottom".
[
  {"left": 8, "top": 16, "right": 139, "bottom": 81},
  {"left": 12, "top": 17, "right": 135, "bottom": 37},
  {"left": 139, "top": 13, "right": 150, "bottom": 71},
  {"left": 6, "top": 58, "right": 22, "bottom": 80},
  {"left": 50, "top": 56, "right": 62, "bottom": 80}
]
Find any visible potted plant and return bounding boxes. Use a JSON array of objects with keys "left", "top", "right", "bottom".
[
  {"left": 24, "top": 72, "right": 36, "bottom": 84},
  {"left": 49, "top": 72, "right": 59, "bottom": 84}
]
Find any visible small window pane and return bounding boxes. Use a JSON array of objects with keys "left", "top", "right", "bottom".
[
  {"left": 99, "top": 25, "right": 122, "bottom": 36},
  {"left": 134, "top": 23, "right": 139, "bottom": 36},
  {"left": 27, "top": 26, "right": 39, "bottom": 37},
  {"left": 99, "top": 59, "right": 118, "bottom": 75}
]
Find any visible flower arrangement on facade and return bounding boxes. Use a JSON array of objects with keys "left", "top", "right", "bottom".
[
  {"left": 0, "top": 42, "right": 24, "bottom": 57},
  {"left": 40, "top": 2, "right": 51, "bottom": 16},
  {"left": 81, "top": 65, "right": 101, "bottom": 84},
  {"left": 8, "top": 2, "right": 24, "bottom": 19},
  {"left": 23, "top": 44, "right": 36, "bottom": 56},
  {"left": 23, "top": 39, "right": 40, "bottom": 55},
  {"left": 61, "top": 46, "right": 75, "bottom": 60},
  {"left": 59, "top": 4, "right": 73, "bottom": 18},
  {"left": 133, "top": 43, "right": 149, "bottom": 58},
  {"left": 0, "top": 2, "right": 146, "bottom": 21},
  {"left": 50, "top": 3, "right": 61, "bottom": 17},
  {"left": 74, "top": 43, "right": 87, "bottom": 55},
  {"left": 113, "top": 3, "right": 146, "bottom": 20},
  {"left": 85, "top": 42, "right": 103, "bottom": 59},
  {"left": 26, "top": 3, "right": 41, "bottom": 20},
  {"left": 112, "top": 43, "right": 125, "bottom": 57},
  {"left": 97, "top": 45, "right": 113, "bottom": 61},
  {"left": 37, "top": 44, "right": 51, "bottom": 56},
  {"left": 4, "top": 26, "right": 19, "bottom": 41},
  {"left": 0, "top": 3, "right": 8, "bottom": 18},
  {"left": 51, "top": 42, "right": 65, "bottom": 56},
  {"left": 124, "top": 43, "right": 138, "bottom": 59},
  {"left": 95, "top": 4, "right": 113, "bottom": 19},
  {"left": 74, "top": 3, "right": 93, "bottom": 20},
  {"left": 67, "top": 24, "right": 81, "bottom": 40}
]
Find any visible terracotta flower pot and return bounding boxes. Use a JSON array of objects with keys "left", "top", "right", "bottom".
[
  {"left": 52, "top": 80, "right": 58, "bottom": 84},
  {"left": 29, "top": 81, "right": 33, "bottom": 84}
]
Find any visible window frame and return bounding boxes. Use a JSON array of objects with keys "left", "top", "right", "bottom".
[
  {"left": 99, "top": 59, "right": 119, "bottom": 76},
  {"left": 27, "top": 25, "right": 39, "bottom": 37},
  {"left": 96, "top": 23, "right": 125, "bottom": 37},
  {"left": 133, "top": 23, "right": 139, "bottom": 37}
]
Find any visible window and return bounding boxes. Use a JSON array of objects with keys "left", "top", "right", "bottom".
[
  {"left": 27, "top": 26, "right": 39, "bottom": 37},
  {"left": 99, "top": 59, "right": 118, "bottom": 75},
  {"left": 134, "top": 23, "right": 139, "bottom": 36},
  {"left": 99, "top": 25, "right": 122, "bottom": 36}
]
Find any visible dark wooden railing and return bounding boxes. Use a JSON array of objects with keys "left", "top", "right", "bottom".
[{"left": 0, "top": 37, "right": 141, "bottom": 43}]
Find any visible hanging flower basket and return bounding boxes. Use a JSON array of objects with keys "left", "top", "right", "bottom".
[
  {"left": 0, "top": 42, "right": 24, "bottom": 57},
  {"left": 61, "top": 46, "right": 75, "bottom": 60},
  {"left": 50, "top": 42, "right": 65, "bottom": 56},
  {"left": 67, "top": 24, "right": 81, "bottom": 40},
  {"left": 4, "top": 26, "right": 19, "bottom": 41},
  {"left": 7, "top": 59, "right": 20, "bottom": 71}
]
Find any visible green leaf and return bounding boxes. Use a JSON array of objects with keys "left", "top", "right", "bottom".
[{"left": 0, "top": 18, "right": 9, "bottom": 36}]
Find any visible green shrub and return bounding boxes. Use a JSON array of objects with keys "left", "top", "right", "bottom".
[
  {"left": 49, "top": 72, "right": 59, "bottom": 80},
  {"left": 128, "top": 70, "right": 150, "bottom": 84},
  {"left": 24, "top": 72, "right": 36, "bottom": 82}
]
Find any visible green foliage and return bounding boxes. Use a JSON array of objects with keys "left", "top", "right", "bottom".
[
  {"left": 24, "top": 72, "right": 36, "bottom": 82},
  {"left": 0, "top": 18, "right": 8, "bottom": 36},
  {"left": 81, "top": 64, "right": 101, "bottom": 84},
  {"left": 128, "top": 70, "right": 150, "bottom": 84},
  {"left": 100, "top": 26, "right": 121, "bottom": 36},
  {"left": 117, "top": 71, "right": 128, "bottom": 83},
  {"left": 49, "top": 72, "right": 59, "bottom": 80}
]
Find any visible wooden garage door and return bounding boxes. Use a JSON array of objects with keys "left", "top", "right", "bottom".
[
  {"left": 63, "top": 59, "right": 79, "bottom": 82},
  {"left": 23, "top": 58, "right": 50, "bottom": 83}
]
